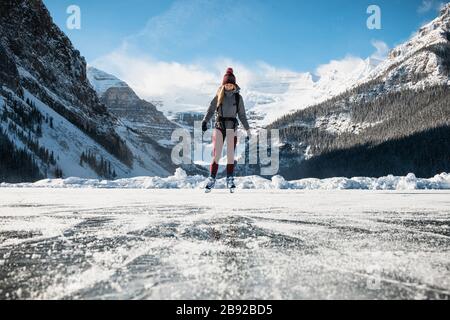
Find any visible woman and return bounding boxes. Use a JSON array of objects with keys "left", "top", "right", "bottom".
[{"left": 202, "top": 67, "right": 251, "bottom": 192}]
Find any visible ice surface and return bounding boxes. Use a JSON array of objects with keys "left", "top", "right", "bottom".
[{"left": 0, "top": 188, "right": 449, "bottom": 299}]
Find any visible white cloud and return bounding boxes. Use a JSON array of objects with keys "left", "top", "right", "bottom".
[
  {"left": 89, "top": 0, "right": 266, "bottom": 112},
  {"left": 91, "top": 38, "right": 390, "bottom": 116},
  {"left": 417, "top": 0, "right": 444, "bottom": 14},
  {"left": 419, "top": 0, "right": 433, "bottom": 13},
  {"left": 370, "top": 40, "right": 390, "bottom": 60},
  {"left": 91, "top": 49, "right": 221, "bottom": 113},
  {"left": 90, "top": 0, "right": 390, "bottom": 117},
  {"left": 93, "top": 48, "right": 216, "bottom": 97},
  {"left": 315, "top": 56, "right": 364, "bottom": 78},
  {"left": 308, "top": 40, "right": 389, "bottom": 82}
]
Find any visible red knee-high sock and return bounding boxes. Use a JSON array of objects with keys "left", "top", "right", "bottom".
[{"left": 210, "top": 162, "right": 219, "bottom": 178}]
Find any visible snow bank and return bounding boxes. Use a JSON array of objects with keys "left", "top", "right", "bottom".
[{"left": 1, "top": 169, "right": 450, "bottom": 190}]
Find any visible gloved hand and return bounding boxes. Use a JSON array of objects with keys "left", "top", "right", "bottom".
[
  {"left": 202, "top": 121, "right": 208, "bottom": 132},
  {"left": 246, "top": 129, "right": 252, "bottom": 140}
]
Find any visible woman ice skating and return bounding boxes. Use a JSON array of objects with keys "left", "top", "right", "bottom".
[{"left": 202, "top": 67, "right": 251, "bottom": 193}]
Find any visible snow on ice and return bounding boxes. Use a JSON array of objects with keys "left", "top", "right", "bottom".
[
  {"left": 0, "top": 188, "right": 449, "bottom": 299},
  {"left": 1, "top": 169, "right": 449, "bottom": 190}
]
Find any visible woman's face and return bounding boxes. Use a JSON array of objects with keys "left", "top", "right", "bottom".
[{"left": 224, "top": 83, "right": 235, "bottom": 91}]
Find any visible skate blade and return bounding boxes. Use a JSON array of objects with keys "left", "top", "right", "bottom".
[{"left": 205, "top": 188, "right": 212, "bottom": 193}]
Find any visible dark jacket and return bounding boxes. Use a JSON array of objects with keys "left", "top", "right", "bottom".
[{"left": 202, "top": 85, "right": 250, "bottom": 130}]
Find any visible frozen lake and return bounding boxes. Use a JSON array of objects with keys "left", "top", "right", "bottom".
[{"left": 0, "top": 188, "right": 449, "bottom": 299}]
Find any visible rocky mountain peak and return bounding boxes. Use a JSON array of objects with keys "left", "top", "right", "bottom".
[
  {"left": 353, "top": 5, "right": 450, "bottom": 93},
  {"left": 0, "top": 0, "right": 95, "bottom": 108},
  {"left": 87, "top": 67, "right": 130, "bottom": 97},
  {"left": 87, "top": 67, "right": 179, "bottom": 145},
  {"left": 440, "top": 2, "right": 450, "bottom": 20}
]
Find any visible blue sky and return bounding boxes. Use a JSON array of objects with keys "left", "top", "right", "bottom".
[
  {"left": 44, "top": 0, "right": 444, "bottom": 72},
  {"left": 42, "top": 0, "right": 446, "bottom": 109}
]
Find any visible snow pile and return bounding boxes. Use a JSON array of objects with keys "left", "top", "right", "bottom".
[
  {"left": 1, "top": 169, "right": 450, "bottom": 190},
  {"left": 278, "top": 172, "right": 450, "bottom": 190}
]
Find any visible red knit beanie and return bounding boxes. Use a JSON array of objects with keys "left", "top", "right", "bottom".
[{"left": 222, "top": 67, "right": 236, "bottom": 85}]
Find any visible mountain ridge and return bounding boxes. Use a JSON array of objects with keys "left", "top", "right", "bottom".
[
  {"left": 0, "top": 0, "right": 174, "bottom": 181},
  {"left": 266, "top": 4, "right": 450, "bottom": 179},
  {"left": 87, "top": 66, "right": 180, "bottom": 146}
]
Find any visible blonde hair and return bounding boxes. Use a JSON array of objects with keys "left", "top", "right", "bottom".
[{"left": 216, "top": 84, "right": 236, "bottom": 109}]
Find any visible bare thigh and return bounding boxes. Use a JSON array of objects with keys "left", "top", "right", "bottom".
[
  {"left": 212, "top": 129, "right": 224, "bottom": 164},
  {"left": 225, "top": 129, "right": 237, "bottom": 165}
]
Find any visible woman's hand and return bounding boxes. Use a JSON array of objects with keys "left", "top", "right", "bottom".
[
  {"left": 246, "top": 129, "right": 252, "bottom": 139},
  {"left": 202, "top": 121, "right": 208, "bottom": 132}
]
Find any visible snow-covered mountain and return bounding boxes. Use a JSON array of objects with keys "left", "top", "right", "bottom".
[
  {"left": 136, "top": 57, "right": 379, "bottom": 129},
  {"left": 243, "top": 57, "right": 380, "bottom": 126},
  {"left": 268, "top": 4, "right": 450, "bottom": 180},
  {"left": 359, "top": 11, "right": 450, "bottom": 91},
  {"left": 0, "top": 0, "right": 174, "bottom": 182},
  {"left": 87, "top": 67, "right": 180, "bottom": 147},
  {"left": 86, "top": 66, "right": 130, "bottom": 96}
]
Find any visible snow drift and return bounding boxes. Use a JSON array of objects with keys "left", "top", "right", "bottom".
[{"left": 1, "top": 169, "right": 450, "bottom": 190}]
